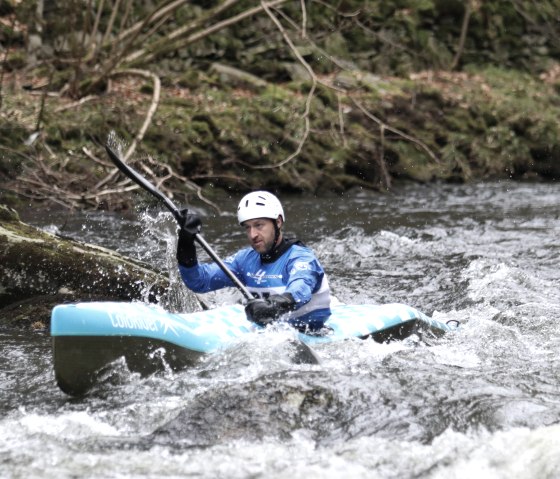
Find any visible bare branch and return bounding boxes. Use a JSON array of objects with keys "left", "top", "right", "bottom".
[
  {"left": 109, "top": 68, "right": 161, "bottom": 161},
  {"left": 337, "top": 92, "right": 347, "bottom": 146},
  {"left": 271, "top": 7, "right": 352, "bottom": 85},
  {"left": 350, "top": 96, "right": 440, "bottom": 164},
  {"left": 88, "top": 0, "right": 105, "bottom": 55},
  {"left": 126, "top": 0, "right": 288, "bottom": 66},
  {"left": 300, "top": 0, "right": 307, "bottom": 39},
  {"left": 450, "top": 0, "right": 473, "bottom": 71},
  {"left": 247, "top": 1, "right": 316, "bottom": 170},
  {"left": 141, "top": 155, "right": 223, "bottom": 212},
  {"left": 82, "top": 146, "right": 112, "bottom": 167},
  {"left": 377, "top": 125, "right": 391, "bottom": 188},
  {"left": 88, "top": 68, "right": 161, "bottom": 193},
  {"left": 92, "top": 0, "right": 183, "bottom": 86},
  {"left": 119, "top": 0, "right": 133, "bottom": 33},
  {"left": 102, "top": 0, "right": 123, "bottom": 50},
  {"left": 115, "top": 0, "right": 191, "bottom": 45},
  {"left": 54, "top": 95, "right": 98, "bottom": 112}
]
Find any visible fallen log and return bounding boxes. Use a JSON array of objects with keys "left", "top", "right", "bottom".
[{"left": 0, "top": 204, "right": 186, "bottom": 330}]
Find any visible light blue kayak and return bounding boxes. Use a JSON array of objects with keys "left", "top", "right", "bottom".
[{"left": 51, "top": 301, "right": 454, "bottom": 395}]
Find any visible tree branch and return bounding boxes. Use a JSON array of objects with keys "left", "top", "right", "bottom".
[
  {"left": 246, "top": 0, "right": 317, "bottom": 170},
  {"left": 109, "top": 68, "right": 161, "bottom": 161},
  {"left": 125, "top": 0, "right": 288, "bottom": 66},
  {"left": 449, "top": 0, "right": 473, "bottom": 71},
  {"left": 350, "top": 96, "right": 440, "bottom": 164}
]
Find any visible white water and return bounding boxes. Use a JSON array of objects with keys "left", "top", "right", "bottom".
[{"left": 1, "top": 181, "right": 560, "bottom": 478}]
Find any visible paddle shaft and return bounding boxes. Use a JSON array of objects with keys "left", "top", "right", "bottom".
[{"left": 105, "top": 144, "right": 253, "bottom": 301}]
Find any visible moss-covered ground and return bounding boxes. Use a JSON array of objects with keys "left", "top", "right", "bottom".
[{"left": 1, "top": 63, "right": 559, "bottom": 212}]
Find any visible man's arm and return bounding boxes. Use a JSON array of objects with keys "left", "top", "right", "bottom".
[
  {"left": 284, "top": 256, "right": 324, "bottom": 308},
  {"left": 178, "top": 262, "right": 235, "bottom": 293}
]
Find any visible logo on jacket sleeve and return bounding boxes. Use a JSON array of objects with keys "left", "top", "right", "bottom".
[{"left": 290, "top": 261, "right": 311, "bottom": 274}]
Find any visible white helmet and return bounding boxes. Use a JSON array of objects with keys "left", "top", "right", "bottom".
[{"left": 237, "top": 191, "right": 285, "bottom": 225}]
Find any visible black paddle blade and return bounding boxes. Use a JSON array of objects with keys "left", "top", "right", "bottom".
[
  {"left": 104, "top": 141, "right": 182, "bottom": 224},
  {"left": 285, "top": 339, "right": 321, "bottom": 365}
]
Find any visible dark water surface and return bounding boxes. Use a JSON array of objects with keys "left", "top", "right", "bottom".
[{"left": 2, "top": 181, "right": 559, "bottom": 478}]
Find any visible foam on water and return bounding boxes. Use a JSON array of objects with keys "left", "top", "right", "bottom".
[{"left": 3, "top": 181, "right": 560, "bottom": 478}]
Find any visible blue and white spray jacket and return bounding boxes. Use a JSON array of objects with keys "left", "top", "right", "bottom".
[{"left": 179, "top": 243, "right": 331, "bottom": 327}]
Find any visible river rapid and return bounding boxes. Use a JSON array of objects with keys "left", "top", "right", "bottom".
[{"left": 1, "top": 181, "right": 559, "bottom": 478}]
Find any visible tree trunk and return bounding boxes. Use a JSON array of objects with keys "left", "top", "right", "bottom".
[{"left": 0, "top": 204, "right": 197, "bottom": 329}]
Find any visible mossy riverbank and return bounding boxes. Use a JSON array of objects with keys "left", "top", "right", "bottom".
[
  {"left": 1, "top": 1, "right": 559, "bottom": 213},
  {"left": 2, "top": 64, "right": 559, "bottom": 209}
]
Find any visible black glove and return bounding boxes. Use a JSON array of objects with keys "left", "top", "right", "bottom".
[
  {"left": 176, "top": 208, "right": 202, "bottom": 267},
  {"left": 245, "top": 293, "right": 296, "bottom": 326}
]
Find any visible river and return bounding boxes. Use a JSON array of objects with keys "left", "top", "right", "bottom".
[{"left": 1, "top": 181, "right": 559, "bottom": 478}]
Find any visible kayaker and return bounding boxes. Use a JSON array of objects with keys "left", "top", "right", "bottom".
[{"left": 176, "top": 191, "right": 332, "bottom": 332}]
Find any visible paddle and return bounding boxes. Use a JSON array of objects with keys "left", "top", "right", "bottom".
[
  {"left": 105, "top": 143, "right": 253, "bottom": 300},
  {"left": 104, "top": 141, "right": 320, "bottom": 364}
]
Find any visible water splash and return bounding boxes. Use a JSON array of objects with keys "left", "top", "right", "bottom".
[
  {"left": 106, "top": 130, "right": 126, "bottom": 158},
  {"left": 4, "top": 181, "right": 560, "bottom": 478}
]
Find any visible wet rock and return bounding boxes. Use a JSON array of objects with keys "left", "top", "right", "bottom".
[
  {"left": 152, "top": 371, "right": 345, "bottom": 447},
  {"left": 0, "top": 204, "right": 170, "bottom": 329}
]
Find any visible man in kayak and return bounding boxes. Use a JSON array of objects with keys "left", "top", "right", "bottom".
[{"left": 176, "top": 191, "right": 332, "bottom": 332}]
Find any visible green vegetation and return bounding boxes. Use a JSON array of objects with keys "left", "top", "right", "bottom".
[{"left": 0, "top": 0, "right": 559, "bottom": 211}]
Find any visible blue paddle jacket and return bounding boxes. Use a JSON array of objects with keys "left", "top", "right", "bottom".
[{"left": 179, "top": 243, "right": 331, "bottom": 329}]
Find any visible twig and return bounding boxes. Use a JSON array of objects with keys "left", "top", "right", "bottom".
[
  {"left": 118, "top": 0, "right": 133, "bottom": 34},
  {"left": 250, "top": 1, "right": 316, "bottom": 170},
  {"left": 93, "top": 168, "right": 121, "bottom": 190},
  {"left": 81, "top": 184, "right": 140, "bottom": 199},
  {"left": 0, "top": 145, "right": 35, "bottom": 162},
  {"left": 350, "top": 96, "right": 440, "bottom": 164},
  {"left": 270, "top": 7, "right": 349, "bottom": 87},
  {"left": 82, "top": 146, "right": 112, "bottom": 167},
  {"left": 450, "top": 0, "right": 473, "bottom": 71},
  {"left": 311, "top": 0, "right": 360, "bottom": 17},
  {"left": 109, "top": 68, "right": 161, "bottom": 161},
  {"left": 35, "top": 68, "right": 54, "bottom": 131},
  {"left": 337, "top": 91, "right": 346, "bottom": 144},
  {"left": 141, "top": 155, "right": 222, "bottom": 212},
  {"left": 300, "top": 0, "right": 307, "bottom": 39},
  {"left": 102, "top": 0, "right": 122, "bottom": 50},
  {"left": 137, "top": 12, "right": 174, "bottom": 48},
  {"left": 88, "top": 0, "right": 105, "bottom": 56},
  {"left": 377, "top": 125, "right": 391, "bottom": 188},
  {"left": 115, "top": 0, "right": 191, "bottom": 45},
  {"left": 54, "top": 95, "right": 98, "bottom": 112},
  {"left": 126, "top": 0, "right": 287, "bottom": 65}
]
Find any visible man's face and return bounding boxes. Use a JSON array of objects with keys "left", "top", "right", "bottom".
[{"left": 242, "top": 217, "right": 279, "bottom": 254}]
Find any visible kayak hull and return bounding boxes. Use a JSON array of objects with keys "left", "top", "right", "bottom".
[
  {"left": 51, "top": 301, "right": 453, "bottom": 395},
  {"left": 53, "top": 335, "right": 204, "bottom": 396}
]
